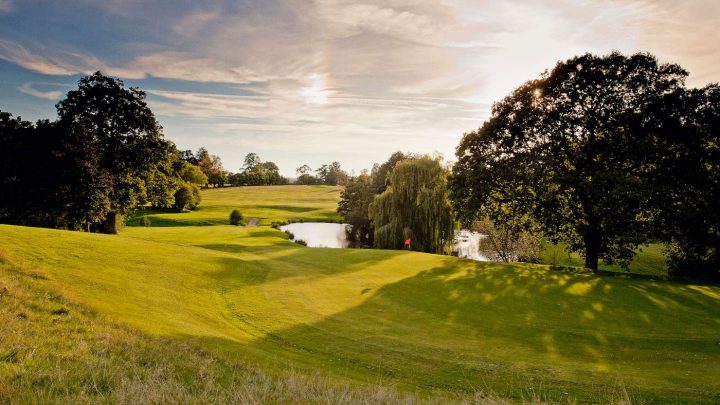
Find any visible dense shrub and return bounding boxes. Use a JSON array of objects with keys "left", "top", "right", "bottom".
[
  {"left": 174, "top": 182, "right": 201, "bottom": 212},
  {"left": 271, "top": 221, "right": 288, "bottom": 229},
  {"left": 284, "top": 231, "right": 295, "bottom": 240},
  {"left": 229, "top": 209, "right": 243, "bottom": 226},
  {"left": 295, "top": 239, "right": 308, "bottom": 246},
  {"left": 138, "top": 216, "right": 151, "bottom": 227}
]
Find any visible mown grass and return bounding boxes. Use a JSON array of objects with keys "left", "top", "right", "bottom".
[
  {"left": 126, "top": 185, "right": 342, "bottom": 227},
  {"left": 1, "top": 219, "right": 718, "bottom": 403},
  {"left": 0, "top": 249, "right": 509, "bottom": 404}
]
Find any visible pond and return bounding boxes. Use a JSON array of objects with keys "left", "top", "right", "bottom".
[
  {"left": 453, "top": 229, "right": 489, "bottom": 261},
  {"left": 280, "top": 222, "right": 351, "bottom": 248},
  {"left": 281, "top": 222, "right": 488, "bottom": 261}
]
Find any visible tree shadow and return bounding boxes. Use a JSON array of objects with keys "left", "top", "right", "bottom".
[
  {"left": 228, "top": 262, "right": 720, "bottom": 402},
  {"left": 203, "top": 244, "right": 410, "bottom": 288}
]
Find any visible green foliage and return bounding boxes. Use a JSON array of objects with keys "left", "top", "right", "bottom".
[
  {"left": 270, "top": 221, "right": 288, "bottom": 229},
  {"left": 230, "top": 153, "right": 288, "bottom": 186},
  {"left": 52, "top": 119, "right": 113, "bottom": 230},
  {"left": 179, "top": 162, "right": 208, "bottom": 185},
  {"left": 284, "top": 230, "right": 295, "bottom": 240},
  {"left": 337, "top": 173, "right": 375, "bottom": 247},
  {"left": 56, "top": 72, "right": 173, "bottom": 225},
  {"left": 335, "top": 151, "right": 408, "bottom": 248},
  {"left": 369, "top": 156, "right": 454, "bottom": 254},
  {"left": 196, "top": 147, "right": 226, "bottom": 187},
  {"left": 138, "top": 216, "right": 151, "bottom": 227},
  {"left": 145, "top": 167, "right": 180, "bottom": 209},
  {"left": 450, "top": 52, "right": 691, "bottom": 271},
  {"left": 370, "top": 151, "right": 407, "bottom": 194},
  {"left": 650, "top": 85, "right": 720, "bottom": 278},
  {"left": 474, "top": 218, "right": 540, "bottom": 263},
  {"left": 315, "top": 161, "right": 348, "bottom": 186},
  {"left": 0, "top": 112, "right": 109, "bottom": 230},
  {"left": 295, "top": 173, "right": 319, "bottom": 185},
  {"left": 294, "top": 239, "right": 308, "bottom": 246},
  {"left": 173, "top": 182, "right": 201, "bottom": 212},
  {"left": 0, "top": 73, "right": 192, "bottom": 233},
  {"left": 229, "top": 209, "right": 243, "bottom": 225}
]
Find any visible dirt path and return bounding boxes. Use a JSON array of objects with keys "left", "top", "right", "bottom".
[{"left": 246, "top": 218, "right": 260, "bottom": 227}]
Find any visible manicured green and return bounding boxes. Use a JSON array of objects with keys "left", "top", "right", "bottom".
[
  {"left": 1, "top": 185, "right": 719, "bottom": 403},
  {"left": 127, "top": 185, "right": 342, "bottom": 226}
]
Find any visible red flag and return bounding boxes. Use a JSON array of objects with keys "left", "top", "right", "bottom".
[{"left": 404, "top": 239, "right": 411, "bottom": 247}]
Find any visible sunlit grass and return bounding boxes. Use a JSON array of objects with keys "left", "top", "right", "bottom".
[
  {"left": 126, "top": 185, "right": 342, "bottom": 226},
  {"left": 1, "top": 219, "right": 719, "bottom": 403}
]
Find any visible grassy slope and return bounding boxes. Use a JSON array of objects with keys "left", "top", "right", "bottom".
[
  {"left": 1, "top": 203, "right": 719, "bottom": 403},
  {"left": 127, "top": 185, "right": 342, "bottom": 226},
  {"left": 0, "top": 252, "right": 439, "bottom": 404}
]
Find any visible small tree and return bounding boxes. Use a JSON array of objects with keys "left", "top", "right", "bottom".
[
  {"left": 174, "top": 182, "right": 201, "bottom": 212},
  {"left": 179, "top": 162, "right": 208, "bottom": 185},
  {"left": 229, "top": 209, "right": 243, "bottom": 226},
  {"left": 337, "top": 173, "right": 375, "bottom": 247},
  {"left": 474, "top": 219, "right": 539, "bottom": 263}
]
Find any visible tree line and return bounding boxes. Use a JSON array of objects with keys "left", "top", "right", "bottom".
[
  {"left": 0, "top": 73, "right": 205, "bottom": 232},
  {"left": 0, "top": 72, "right": 349, "bottom": 233},
  {"left": 340, "top": 53, "right": 720, "bottom": 279},
  {"left": 176, "top": 149, "right": 350, "bottom": 188}
]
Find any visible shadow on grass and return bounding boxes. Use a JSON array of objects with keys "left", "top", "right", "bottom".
[
  {"left": 206, "top": 259, "right": 720, "bottom": 403},
  {"left": 205, "top": 246, "right": 405, "bottom": 287}
]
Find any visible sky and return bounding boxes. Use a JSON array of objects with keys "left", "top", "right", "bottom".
[{"left": 1, "top": 0, "right": 719, "bottom": 176}]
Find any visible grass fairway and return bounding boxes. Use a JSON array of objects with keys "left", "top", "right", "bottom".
[
  {"left": 127, "top": 185, "right": 342, "bottom": 226},
  {"left": 1, "top": 186, "right": 720, "bottom": 403}
]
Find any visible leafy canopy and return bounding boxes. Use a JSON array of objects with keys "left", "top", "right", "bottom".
[{"left": 451, "top": 52, "right": 688, "bottom": 270}]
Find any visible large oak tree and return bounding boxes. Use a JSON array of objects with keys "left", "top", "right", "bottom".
[{"left": 450, "top": 52, "right": 689, "bottom": 271}]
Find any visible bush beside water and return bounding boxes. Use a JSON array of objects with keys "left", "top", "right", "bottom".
[{"left": 229, "top": 210, "right": 243, "bottom": 226}]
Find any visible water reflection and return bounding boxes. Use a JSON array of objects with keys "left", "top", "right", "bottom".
[{"left": 280, "top": 223, "right": 350, "bottom": 248}]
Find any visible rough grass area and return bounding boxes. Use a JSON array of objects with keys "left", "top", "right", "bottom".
[
  {"left": 1, "top": 220, "right": 718, "bottom": 403},
  {"left": 126, "top": 185, "right": 342, "bottom": 227}
]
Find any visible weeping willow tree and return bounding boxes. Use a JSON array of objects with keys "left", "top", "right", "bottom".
[{"left": 369, "top": 156, "right": 454, "bottom": 254}]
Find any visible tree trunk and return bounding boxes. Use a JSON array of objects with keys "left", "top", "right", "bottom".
[
  {"left": 583, "top": 229, "right": 600, "bottom": 271},
  {"left": 584, "top": 245, "right": 599, "bottom": 271},
  {"left": 100, "top": 211, "right": 120, "bottom": 234}
]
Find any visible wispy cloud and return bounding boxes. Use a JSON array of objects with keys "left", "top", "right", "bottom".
[
  {"left": 2, "top": 0, "right": 720, "bottom": 174},
  {"left": 18, "top": 82, "right": 63, "bottom": 100}
]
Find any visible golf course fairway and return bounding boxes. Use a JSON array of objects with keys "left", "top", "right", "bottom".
[{"left": 1, "top": 186, "right": 719, "bottom": 403}]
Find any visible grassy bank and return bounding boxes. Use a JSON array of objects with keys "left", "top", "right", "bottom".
[{"left": 1, "top": 251, "right": 468, "bottom": 403}]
